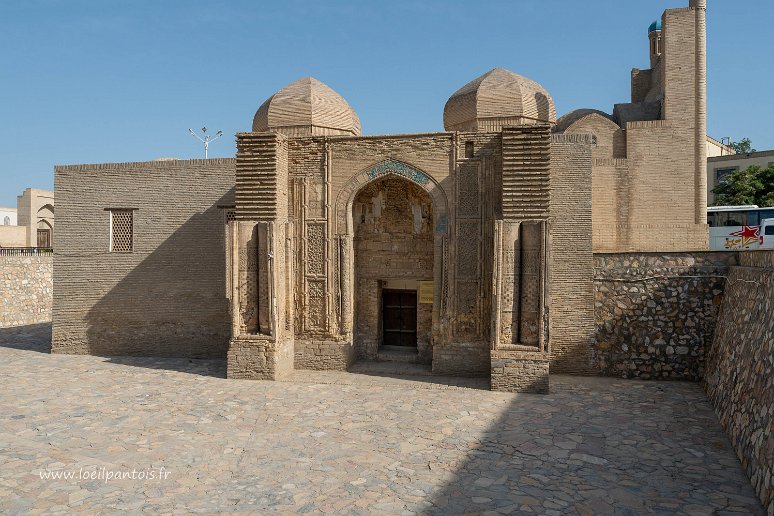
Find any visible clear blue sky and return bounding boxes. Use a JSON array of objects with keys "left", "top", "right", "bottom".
[{"left": 1, "top": 0, "right": 772, "bottom": 207}]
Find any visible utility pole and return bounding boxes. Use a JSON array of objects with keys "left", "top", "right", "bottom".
[{"left": 188, "top": 126, "right": 223, "bottom": 158}]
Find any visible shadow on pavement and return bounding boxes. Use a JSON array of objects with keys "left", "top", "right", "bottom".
[{"left": 0, "top": 322, "right": 52, "bottom": 353}]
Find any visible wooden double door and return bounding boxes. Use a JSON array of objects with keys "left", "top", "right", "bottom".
[{"left": 382, "top": 289, "right": 417, "bottom": 347}]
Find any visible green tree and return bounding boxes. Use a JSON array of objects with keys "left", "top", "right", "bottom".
[
  {"left": 729, "top": 138, "right": 756, "bottom": 154},
  {"left": 713, "top": 163, "right": 774, "bottom": 207}
]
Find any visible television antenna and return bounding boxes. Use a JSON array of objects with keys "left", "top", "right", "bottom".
[{"left": 188, "top": 126, "right": 223, "bottom": 158}]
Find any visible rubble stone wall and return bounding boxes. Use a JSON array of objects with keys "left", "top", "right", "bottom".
[
  {"left": 593, "top": 252, "right": 735, "bottom": 380},
  {"left": 0, "top": 254, "right": 52, "bottom": 327},
  {"left": 703, "top": 250, "right": 773, "bottom": 514}
]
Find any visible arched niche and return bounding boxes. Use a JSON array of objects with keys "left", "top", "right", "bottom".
[{"left": 334, "top": 160, "right": 449, "bottom": 348}]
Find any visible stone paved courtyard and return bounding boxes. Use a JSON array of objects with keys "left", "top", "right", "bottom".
[{"left": 0, "top": 325, "right": 763, "bottom": 514}]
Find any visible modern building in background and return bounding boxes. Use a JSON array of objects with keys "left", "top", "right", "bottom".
[
  {"left": 706, "top": 136, "right": 734, "bottom": 159},
  {"left": 0, "top": 188, "right": 55, "bottom": 248},
  {"left": 0, "top": 206, "right": 17, "bottom": 226},
  {"left": 708, "top": 150, "right": 774, "bottom": 206}
]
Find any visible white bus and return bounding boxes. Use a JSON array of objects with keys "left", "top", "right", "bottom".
[{"left": 707, "top": 205, "right": 774, "bottom": 250}]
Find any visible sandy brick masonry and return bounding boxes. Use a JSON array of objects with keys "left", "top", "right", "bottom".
[
  {"left": 51, "top": 159, "right": 236, "bottom": 358},
  {"left": 0, "top": 253, "right": 52, "bottom": 327},
  {"left": 49, "top": 1, "right": 720, "bottom": 392}
]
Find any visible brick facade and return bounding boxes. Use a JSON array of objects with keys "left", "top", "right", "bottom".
[
  {"left": 51, "top": 1, "right": 711, "bottom": 395},
  {"left": 557, "top": 3, "right": 709, "bottom": 253},
  {"left": 52, "top": 159, "right": 235, "bottom": 358}
]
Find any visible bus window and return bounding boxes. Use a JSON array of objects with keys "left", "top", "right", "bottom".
[
  {"left": 714, "top": 211, "right": 746, "bottom": 226},
  {"left": 758, "top": 210, "right": 774, "bottom": 225},
  {"left": 766, "top": 226, "right": 774, "bottom": 236}
]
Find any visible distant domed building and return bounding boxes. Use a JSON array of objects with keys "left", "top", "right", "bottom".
[{"left": 54, "top": 1, "right": 710, "bottom": 395}]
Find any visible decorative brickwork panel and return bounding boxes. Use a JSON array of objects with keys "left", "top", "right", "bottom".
[
  {"left": 456, "top": 222, "right": 480, "bottom": 279},
  {"left": 256, "top": 223, "right": 272, "bottom": 333},
  {"left": 338, "top": 235, "right": 354, "bottom": 334},
  {"left": 109, "top": 210, "right": 133, "bottom": 253},
  {"left": 493, "top": 219, "right": 546, "bottom": 349},
  {"left": 501, "top": 125, "right": 551, "bottom": 220},
  {"left": 306, "top": 279, "right": 326, "bottom": 332},
  {"left": 457, "top": 163, "right": 480, "bottom": 218},
  {"left": 497, "top": 222, "right": 520, "bottom": 347},
  {"left": 441, "top": 237, "right": 449, "bottom": 314},
  {"left": 518, "top": 221, "right": 544, "bottom": 346},
  {"left": 455, "top": 280, "right": 479, "bottom": 336},
  {"left": 235, "top": 132, "right": 289, "bottom": 223},
  {"left": 457, "top": 281, "right": 478, "bottom": 315},
  {"left": 308, "top": 177, "right": 326, "bottom": 219},
  {"left": 306, "top": 223, "right": 325, "bottom": 276},
  {"left": 238, "top": 224, "right": 258, "bottom": 334}
]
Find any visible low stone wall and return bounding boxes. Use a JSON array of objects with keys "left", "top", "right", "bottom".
[
  {"left": 432, "top": 341, "right": 490, "bottom": 376},
  {"left": 490, "top": 351, "right": 549, "bottom": 393},
  {"left": 704, "top": 250, "right": 773, "bottom": 514},
  {"left": 1, "top": 253, "right": 53, "bottom": 327},
  {"left": 593, "top": 252, "right": 735, "bottom": 380},
  {"left": 294, "top": 339, "right": 355, "bottom": 371},
  {"left": 227, "top": 335, "right": 294, "bottom": 380}
]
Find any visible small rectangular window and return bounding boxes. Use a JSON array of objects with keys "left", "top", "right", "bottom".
[
  {"left": 765, "top": 226, "right": 774, "bottom": 236},
  {"left": 109, "top": 210, "right": 134, "bottom": 252},
  {"left": 465, "top": 141, "right": 474, "bottom": 158},
  {"left": 715, "top": 167, "right": 737, "bottom": 184}
]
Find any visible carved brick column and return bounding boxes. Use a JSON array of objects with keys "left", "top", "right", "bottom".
[
  {"left": 338, "top": 234, "right": 354, "bottom": 336},
  {"left": 227, "top": 132, "right": 293, "bottom": 380},
  {"left": 490, "top": 125, "right": 551, "bottom": 393}
]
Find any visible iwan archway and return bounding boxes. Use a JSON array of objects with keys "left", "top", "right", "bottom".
[{"left": 334, "top": 160, "right": 449, "bottom": 365}]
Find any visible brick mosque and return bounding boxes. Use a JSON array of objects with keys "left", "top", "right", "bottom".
[{"left": 53, "top": 1, "right": 710, "bottom": 393}]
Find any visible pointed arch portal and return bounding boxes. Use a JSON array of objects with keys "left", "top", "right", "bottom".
[{"left": 334, "top": 160, "right": 449, "bottom": 360}]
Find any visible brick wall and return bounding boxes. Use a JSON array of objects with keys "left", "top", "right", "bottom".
[
  {"left": 704, "top": 250, "right": 773, "bottom": 514},
  {"left": 52, "top": 159, "right": 236, "bottom": 358},
  {"left": 558, "top": 5, "right": 709, "bottom": 254},
  {"left": 548, "top": 135, "right": 596, "bottom": 374},
  {"left": 593, "top": 252, "right": 734, "bottom": 379},
  {"left": 0, "top": 253, "right": 52, "bottom": 327}
]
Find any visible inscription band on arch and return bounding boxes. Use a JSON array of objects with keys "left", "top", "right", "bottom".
[{"left": 366, "top": 160, "right": 430, "bottom": 186}]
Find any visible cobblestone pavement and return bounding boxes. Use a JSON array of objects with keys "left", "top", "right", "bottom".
[{"left": 0, "top": 325, "right": 763, "bottom": 514}]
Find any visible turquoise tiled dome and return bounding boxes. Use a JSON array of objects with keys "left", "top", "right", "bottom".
[{"left": 648, "top": 19, "right": 662, "bottom": 33}]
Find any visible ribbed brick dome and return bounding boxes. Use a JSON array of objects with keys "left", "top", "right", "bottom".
[
  {"left": 443, "top": 68, "right": 556, "bottom": 132},
  {"left": 253, "top": 77, "right": 361, "bottom": 137}
]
